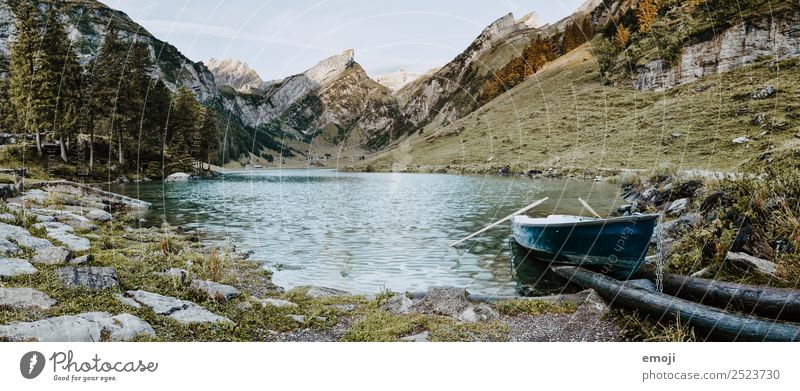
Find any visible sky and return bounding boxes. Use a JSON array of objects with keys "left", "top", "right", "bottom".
[{"left": 107, "top": 0, "right": 587, "bottom": 80}]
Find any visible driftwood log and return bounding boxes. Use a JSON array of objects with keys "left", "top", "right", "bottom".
[
  {"left": 637, "top": 269, "right": 800, "bottom": 323},
  {"left": 552, "top": 266, "right": 800, "bottom": 341}
]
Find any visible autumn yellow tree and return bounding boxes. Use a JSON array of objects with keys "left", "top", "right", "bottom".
[
  {"left": 613, "top": 25, "right": 631, "bottom": 49},
  {"left": 637, "top": 0, "right": 658, "bottom": 33}
]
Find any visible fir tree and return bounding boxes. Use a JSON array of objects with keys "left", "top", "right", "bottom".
[
  {"left": 138, "top": 78, "right": 171, "bottom": 176},
  {"left": 118, "top": 39, "right": 154, "bottom": 168},
  {"left": 89, "top": 20, "right": 125, "bottom": 168},
  {"left": 0, "top": 53, "right": 16, "bottom": 132},
  {"left": 8, "top": 0, "right": 44, "bottom": 156},
  {"left": 166, "top": 86, "right": 199, "bottom": 173},
  {"left": 198, "top": 107, "right": 219, "bottom": 170},
  {"left": 39, "top": 4, "right": 83, "bottom": 162}
]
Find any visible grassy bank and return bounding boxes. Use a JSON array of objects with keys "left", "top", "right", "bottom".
[{"left": 358, "top": 40, "right": 799, "bottom": 174}]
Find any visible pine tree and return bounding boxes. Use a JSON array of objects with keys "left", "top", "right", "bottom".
[
  {"left": 89, "top": 20, "right": 125, "bottom": 169},
  {"left": 8, "top": 0, "right": 44, "bottom": 156},
  {"left": 145, "top": 79, "right": 172, "bottom": 179},
  {"left": 119, "top": 39, "right": 155, "bottom": 169},
  {"left": 198, "top": 107, "right": 219, "bottom": 170},
  {"left": 39, "top": 4, "right": 83, "bottom": 162},
  {"left": 139, "top": 78, "right": 171, "bottom": 176},
  {"left": 166, "top": 86, "right": 199, "bottom": 173},
  {"left": 0, "top": 53, "right": 16, "bottom": 132}
]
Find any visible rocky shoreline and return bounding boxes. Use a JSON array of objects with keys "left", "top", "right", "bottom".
[
  {"left": 5, "top": 165, "right": 793, "bottom": 342},
  {"left": 0, "top": 180, "right": 634, "bottom": 342}
]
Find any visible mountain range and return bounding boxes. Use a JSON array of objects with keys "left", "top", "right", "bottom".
[{"left": 0, "top": 0, "right": 797, "bottom": 170}]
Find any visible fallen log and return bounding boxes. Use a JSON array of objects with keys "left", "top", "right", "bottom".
[
  {"left": 552, "top": 266, "right": 800, "bottom": 341},
  {"left": 637, "top": 269, "right": 800, "bottom": 323}
]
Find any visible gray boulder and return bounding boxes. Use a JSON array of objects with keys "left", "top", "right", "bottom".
[
  {"left": 164, "top": 172, "right": 191, "bottom": 182},
  {"left": 0, "top": 287, "right": 57, "bottom": 309},
  {"left": 69, "top": 254, "right": 92, "bottom": 265},
  {"left": 33, "top": 222, "right": 90, "bottom": 252},
  {"left": 126, "top": 290, "right": 233, "bottom": 325},
  {"left": 751, "top": 85, "right": 776, "bottom": 99},
  {"left": 31, "top": 246, "right": 72, "bottom": 265},
  {"left": 0, "top": 238, "right": 20, "bottom": 256},
  {"left": 303, "top": 285, "right": 349, "bottom": 298},
  {"left": 114, "top": 293, "right": 142, "bottom": 308},
  {"left": 409, "top": 287, "right": 470, "bottom": 317},
  {"left": 77, "top": 312, "right": 155, "bottom": 341},
  {"left": 725, "top": 252, "right": 778, "bottom": 277},
  {"left": 0, "top": 222, "right": 53, "bottom": 251},
  {"left": 400, "top": 331, "right": 429, "bottom": 342},
  {"left": 86, "top": 209, "right": 113, "bottom": 222},
  {"left": 383, "top": 293, "right": 414, "bottom": 314},
  {"left": 155, "top": 268, "right": 188, "bottom": 284},
  {"left": 0, "top": 315, "right": 101, "bottom": 341},
  {"left": 666, "top": 198, "right": 689, "bottom": 216},
  {"left": 0, "top": 258, "right": 38, "bottom": 277},
  {"left": 0, "top": 313, "right": 154, "bottom": 342},
  {"left": 55, "top": 266, "right": 120, "bottom": 290},
  {"left": 190, "top": 279, "right": 241, "bottom": 302},
  {"left": 255, "top": 298, "right": 298, "bottom": 308},
  {"left": 457, "top": 303, "right": 499, "bottom": 323},
  {"left": 732, "top": 136, "right": 751, "bottom": 144}
]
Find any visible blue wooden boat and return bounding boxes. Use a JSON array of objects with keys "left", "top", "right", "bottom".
[{"left": 511, "top": 214, "right": 659, "bottom": 279}]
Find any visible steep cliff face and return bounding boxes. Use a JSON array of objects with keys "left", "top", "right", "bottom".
[
  {"left": 635, "top": 11, "right": 800, "bottom": 91},
  {"left": 206, "top": 58, "right": 264, "bottom": 92},
  {"left": 254, "top": 61, "right": 401, "bottom": 150},
  {"left": 0, "top": 0, "right": 218, "bottom": 100},
  {"left": 397, "top": 13, "right": 535, "bottom": 132}
]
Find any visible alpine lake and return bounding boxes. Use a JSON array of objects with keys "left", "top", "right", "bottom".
[{"left": 110, "top": 169, "right": 625, "bottom": 296}]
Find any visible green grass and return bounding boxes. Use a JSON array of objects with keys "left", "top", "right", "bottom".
[
  {"left": 616, "top": 310, "right": 698, "bottom": 342},
  {"left": 663, "top": 165, "right": 800, "bottom": 287},
  {"left": 492, "top": 299, "right": 577, "bottom": 316},
  {"left": 0, "top": 220, "right": 347, "bottom": 341}
]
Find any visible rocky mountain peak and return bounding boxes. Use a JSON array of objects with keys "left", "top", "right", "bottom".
[
  {"left": 206, "top": 58, "right": 264, "bottom": 92},
  {"left": 480, "top": 13, "right": 520, "bottom": 43},
  {"left": 374, "top": 68, "right": 421, "bottom": 92},
  {"left": 517, "top": 12, "right": 540, "bottom": 29},
  {"left": 303, "top": 49, "right": 355, "bottom": 85}
]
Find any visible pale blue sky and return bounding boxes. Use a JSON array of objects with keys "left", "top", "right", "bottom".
[{"left": 107, "top": 0, "right": 586, "bottom": 80}]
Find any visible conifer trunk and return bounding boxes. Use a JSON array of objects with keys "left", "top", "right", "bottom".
[
  {"left": 59, "top": 137, "right": 67, "bottom": 162},
  {"left": 117, "top": 129, "right": 124, "bottom": 165},
  {"left": 34, "top": 131, "right": 42, "bottom": 156}
]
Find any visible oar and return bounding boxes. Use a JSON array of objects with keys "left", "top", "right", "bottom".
[
  {"left": 449, "top": 197, "right": 549, "bottom": 247},
  {"left": 578, "top": 197, "right": 602, "bottom": 219}
]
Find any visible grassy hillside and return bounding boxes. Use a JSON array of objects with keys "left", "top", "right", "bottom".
[{"left": 362, "top": 38, "right": 800, "bottom": 174}]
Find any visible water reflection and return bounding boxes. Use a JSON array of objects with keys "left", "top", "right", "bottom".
[{"left": 110, "top": 169, "right": 623, "bottom": 295}]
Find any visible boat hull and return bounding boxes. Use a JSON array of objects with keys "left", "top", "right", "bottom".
[{"left": 511, "top": 214, "right": 658, "bottom": 279}]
